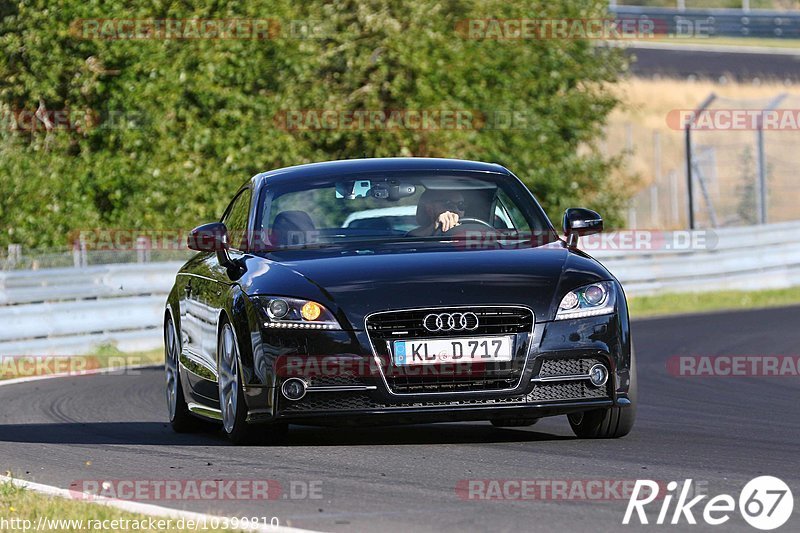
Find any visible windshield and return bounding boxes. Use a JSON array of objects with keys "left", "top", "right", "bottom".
[{"left": 253, "top": 171, "right": 556, "bottom": 250}]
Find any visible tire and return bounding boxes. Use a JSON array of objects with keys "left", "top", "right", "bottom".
[
  {"left": 568, "top": 351, "right": 637, "bottom": 439},
  {"left": 165, "top": 315, "right": 203, "bottom": 433},
  {"left": 217, "top": 318, "right": 289, "bottom": 445},
  {"left": 490, "top": 418, "right": 539, "bottom": 427}
]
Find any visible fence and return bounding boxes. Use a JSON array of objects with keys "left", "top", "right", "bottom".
[
  {"left": 607, "top": 92, "right": 800, "bottom": 230},
  {"left": 2, "top": 221, "right": 800, "bottom": 355}
]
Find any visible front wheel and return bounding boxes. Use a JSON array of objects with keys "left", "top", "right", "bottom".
[
  {"left": 165, "top": 315, "right": 203, "bottom": 433},
  {"left": 218, "top": 319, "right": 288, "bottom": 445},
  {"left": 568, "top": 352, "right": 637, "bottom": 439},
  {"left": 218, "top": 320, "right": 257, "bottom": 445}
]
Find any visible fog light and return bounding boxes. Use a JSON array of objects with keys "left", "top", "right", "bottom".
[
  {"left": 281, "top": 378, "right": 307, "bottom": 401},
  {"left": 589, "top": 364, "right": 609, "bottom": 387}
]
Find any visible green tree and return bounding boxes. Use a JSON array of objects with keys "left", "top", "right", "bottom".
[{"left": 0, "top": 0, "right": 631, "bottom": 249}]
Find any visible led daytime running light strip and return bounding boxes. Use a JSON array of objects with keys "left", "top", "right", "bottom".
[
  {"left": 263, "top": 322, "right": 338, "bottom": 330},
  {"left": 555, "top": 307, "right": 614, "bottom": 320}
]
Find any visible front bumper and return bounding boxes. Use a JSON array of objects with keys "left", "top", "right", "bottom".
[{"left": 243, "top": 311, "right": 632, "bottom": 425}]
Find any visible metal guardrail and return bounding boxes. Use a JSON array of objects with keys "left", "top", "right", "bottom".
[
  {"left": 611, "top": 5, "right": 800, "bottom": 39},
  {"left": 0, "top": 262, "right": 184, "bottom": 356},
  {"left": 2, "top": 221, "right": 800, "bottom": 355},
  {"left": 592, "top": 222, "right": 800, "bottom": 294}
]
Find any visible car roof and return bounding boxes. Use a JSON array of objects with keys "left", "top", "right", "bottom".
[{"left": 250, "top": 157, "right": 511, "bottom": 188}]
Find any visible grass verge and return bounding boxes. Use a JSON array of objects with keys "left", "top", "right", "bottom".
[
  {"left": 0, "top": 479, "right": 243, "bottom": 532},
  {"left": 631, "top": 36, "right": 800, "bottom": 49},
  {"left": 628, "top": 286, "right": 800, "bottom": 318}
]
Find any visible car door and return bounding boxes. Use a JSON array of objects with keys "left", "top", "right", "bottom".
[
  {"left": 179, "top": 257, "right": 222, "bottom": 402},
  {"left": 193, "top": 187, "right": 253, "bottom": 400}
]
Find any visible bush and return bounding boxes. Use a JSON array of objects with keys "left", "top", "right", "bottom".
[{"left": 0, "top": 0, "right": 630, "bottom": 249}]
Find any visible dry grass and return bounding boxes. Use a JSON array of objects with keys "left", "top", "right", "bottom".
[
  {"left": 610, "top": 77, "right": 794, "bottom": 129},
  {"left": 605, "top": 77, "right": 800, "bottom": 227}
]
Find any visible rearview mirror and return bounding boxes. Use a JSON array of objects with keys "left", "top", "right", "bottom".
[
  {"left": 371, "top": 182, "right": 416, "bottom": 201},
  {"left": 563, "top": 208, "right": 603, "bottom": 248}
]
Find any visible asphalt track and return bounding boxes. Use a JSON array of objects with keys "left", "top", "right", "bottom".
[
  {"left": 1, "top": 306, "right": 799, "bottom": 532},
  {"left": 626, "top": 44, "right": 800, "bottom": 81}
]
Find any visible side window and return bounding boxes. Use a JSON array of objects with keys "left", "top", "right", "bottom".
[
  {"left": 495, "top": 189, "right": 531, "bottom": 232},
  {"left": 222, "top": 189, "right": 252, "bottom": 251},
  {"left": 493, "top": 203, "right": 514, "bottom": 229}
]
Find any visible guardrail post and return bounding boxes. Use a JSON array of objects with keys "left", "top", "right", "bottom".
[
  {"left": 7, "top": 244, "right": 22, "bottom": 268},
  {"left": 136, "top": 236, "right": 151, "bottom": 263},
  {"left": 72, "top": 239, "right": 87, "bottom": 268}
]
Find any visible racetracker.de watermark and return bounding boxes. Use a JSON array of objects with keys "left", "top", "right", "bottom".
[
  {"left": 0, "top": 356, "right": 148, "bottom": 379},
  {"left": 70, "top": 229, "right": 190, "bottom": 251},
  {"left": 273, "top": 108, "right": 583, "bottom": 131},
  {"left": 667, "top": 109, "right": 800, "bottom": 131},
  {"left": 455, "top": 479, "right": 684, "bottom": 501},
  {"left": 0, "top": 108, "right": 147, "bottom": 133},
  {"left": 70, "top": 18, "right": 336, "bottom": 40},
  {"left": 276, "top": 354, "right": 500, "bottom": 378},
  {"left": 69, "top": 479, "right": 323, "bottom": 501},
  {"left": 666, "top": 355, "right": 800, "bottom": 377},
  {"left": 456, "top": 230, "right": 717, "bottom": 251},
  {"left": 454, "top": 18, "right": 668, "bottom": 40}
]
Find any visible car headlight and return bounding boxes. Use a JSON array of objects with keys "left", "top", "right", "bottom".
[
  {"left": 555, "top": 281, "right": 616, "bottom": 320},
  {"left": 255, "top": 297, "right": 342, "bottom": 330}
]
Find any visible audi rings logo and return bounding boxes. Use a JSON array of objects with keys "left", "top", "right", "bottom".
[{"left": 423, "top": 312, "right": 480, "bottom": 332}]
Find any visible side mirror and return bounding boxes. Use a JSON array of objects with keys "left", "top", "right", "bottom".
[
  {"left": 188, "top": 222, "right": 239, "bottom": 270},
  {"left": 563, "top": 208, "right": 603, "bottom": 248},
  {"left": 188, "top": 222, "right": 229, "bottom": 252}
]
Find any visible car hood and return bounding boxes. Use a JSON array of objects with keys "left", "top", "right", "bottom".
[{"left": 243, "top": 243, "right": 612, "bottom": 328}]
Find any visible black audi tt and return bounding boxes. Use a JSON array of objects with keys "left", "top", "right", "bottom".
[{"left": 164, "top": 158, "right": 636, "bottom": 444}]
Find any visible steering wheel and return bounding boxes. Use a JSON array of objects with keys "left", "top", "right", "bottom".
[{"left": 436, "top": 217, "right": 495, "bottom": 236}]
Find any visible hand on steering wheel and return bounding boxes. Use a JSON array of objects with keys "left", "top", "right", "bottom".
[
  {"left": 434, "top": 211, "right": 461, "bottom": 233},
  {"left": 434, "top": 216, "right": 494, "bottom": 235}
]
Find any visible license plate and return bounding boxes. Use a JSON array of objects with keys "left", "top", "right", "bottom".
[{"left": 392, "top": 336, "right": 514, "bottom": 366}]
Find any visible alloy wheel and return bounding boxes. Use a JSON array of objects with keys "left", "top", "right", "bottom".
[
  {"left": 218, "top": 323, "right": 240, "bottom": 434},
  {"left": 165, "top": 319, "right": 179, "bottom": 420}
]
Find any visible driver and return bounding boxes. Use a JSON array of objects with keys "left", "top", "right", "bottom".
[{"left": 407, "top": 189, "right": 466, "bottom": 237}]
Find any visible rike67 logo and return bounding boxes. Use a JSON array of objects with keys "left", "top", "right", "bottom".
[{"left": 624, "top": 477, "right": 793, "bottom": 530}]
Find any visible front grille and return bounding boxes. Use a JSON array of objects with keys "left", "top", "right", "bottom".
[
  {"left": 538, "top": 357, "right": 604, "bottom": 378},
  {"left": 280, "top": 392, "right": 530, "bottom": 413},
  {"left": 279, "top": 384, "right": 606, "bottom": 413},
  {"left": 529, "top": 356, "right": 611, "bottom": 401},
  {"left": 307, "top": 374, "right": 364, "bottom": 387},
  {"left": 282, "top": 393, "right": 376, "bottom": 412},
  {"left": 367, "top": 307, "right": 533, "bottom": 338},
  {"left": 382, "top": 377, "right": 517, "bottom": 394},
  {"left": 366, "top": 306, "right": 534, "bottom": 394},
  {"left": 527, "top": 381, "right": 608, "bottom": 401}
]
